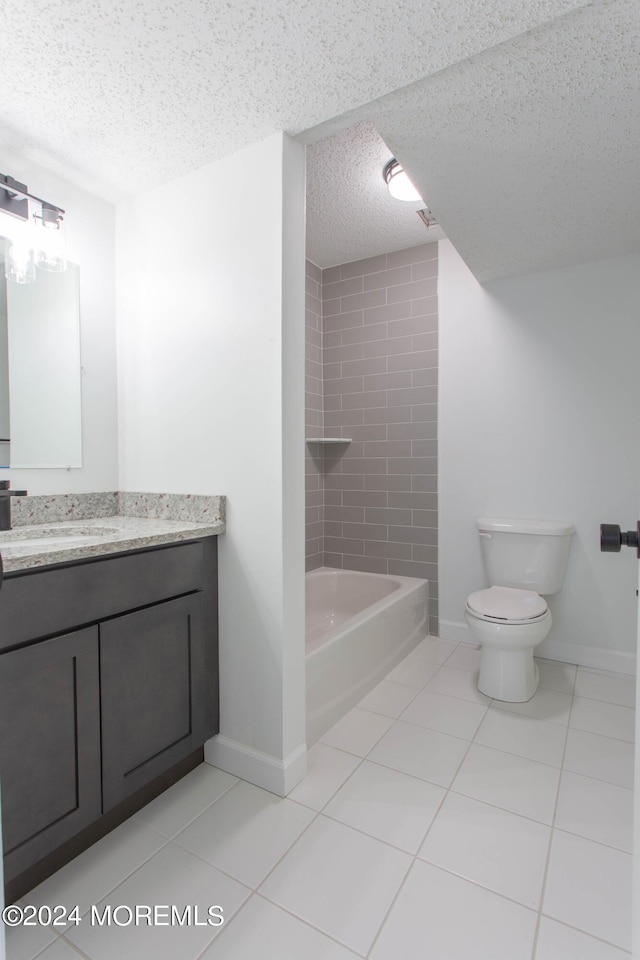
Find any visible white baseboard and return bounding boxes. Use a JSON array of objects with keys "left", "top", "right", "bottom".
[
  {"left": 438, "top": 619, "right": 471, "bottom": 644},
  {"left": 438, "top": 619, "right": 636, "bottom": 676},
  {"left": 536, "top": 638, "right": 636, "bottom": 676},
  {"left": 204, "top": 735, "right": 307, "bottom": 797}
]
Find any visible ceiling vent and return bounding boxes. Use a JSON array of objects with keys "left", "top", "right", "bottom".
[{"left": 417, "top": 208, "right": 438, "bottom": 229}]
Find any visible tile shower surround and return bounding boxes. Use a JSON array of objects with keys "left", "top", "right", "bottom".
[
  {"left": 305, "top": 260, "right": 324, "bottom": 570},
  {"left": 305, "top": 242, "right": 438, "bottom": 635}
]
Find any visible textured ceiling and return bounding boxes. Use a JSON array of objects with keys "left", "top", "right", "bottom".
[
  {"left": 0, "top": 0, "right": 587, "bottom": 199},
  {"left": 1, "top": 0, "right": 635, "bottom": 279},
  {"left": 374, "top": 0, "right": 640, "bottom": 280},
  {"left": 305, "top": 122, "right": 445, "bottom": 269}
]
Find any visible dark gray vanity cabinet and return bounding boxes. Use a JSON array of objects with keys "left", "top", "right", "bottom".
[
  {"left": 100, "top": 593, "right": 210, "bottom": 810},
  {"left": 0, "top": 626, "right": 102, "bottom": 879},
  {"left": 0, "top": 537, "right": 219, "bottom": 895}
]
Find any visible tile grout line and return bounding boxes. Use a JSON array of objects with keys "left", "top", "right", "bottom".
[
  {"left": 363, "top": 855, "right": 416, "bottom": 960},
  {"left": 20, "top": 647, "right": 634, "bottom": 959},
  {"left": 292, "top": 726, "right": 373, "bottom": 819},
  {"left": 210, "top": 651, "right": 632, "bottom": 955},
  {"left": 571, "top": 688, "right": 636, "bottom": 709},
  {"left": 56, "top": 936, "right": 94, "bottom": 960},
  {"left": 366, "top": 675, "right": 484, "bottom": 957},
  {"left": 262, "top": 891, "right": 370, "bottom": 958},
  {"left": 257, "top": 639, "right": 461, "bottom": 959},
  {"left": 252, "top": 805, "right": 373, "bottom": 954},
  {"left": 144, "top": 773, "right": 241, "bottom": 844},
  {"left": 529, "top": 915, "right": 633, "bottom": 955},
  {"left": 40, "top": 775, "right": 245, "bottom": 927},
  {"left": 408, "top": 855, "right": 542, "bottom": 916},
  {"left": 364, "top": 665, "right": 488, "bottom": 959},
  {"left": 20, "top": 830, "right": 173, "bottom": 921},
  {"left": 550, "top": 824, "right": 633, "bottom": 857},
  {"left": 360, "top": 651, "right": 634, "bottom": 958},
  {"left": 400, "top": 681, "right": 568, "bottom": 744},
  {"left": 15, "top": 933, "right": 63, "bottom": 960},
  {"left": 317, "top": 649, "right": 634, "bottom": 949},
  {"left": 413, "top": 673, "right": 559, "bottom": 908},
  {"left": 459, "top": 735, "right": 566, "bottom": 770},
  {"left": 529, "top": 657, "right": 577, "bottom": 959},
  {"left": 171, "top": 797, "right": 318, "bottom": 895},
  {"left": 204, "top": 888, "right": 370, "bottom": 960},
  {"left": 417, "top": 662, "right": 635, "bottom": 741}
]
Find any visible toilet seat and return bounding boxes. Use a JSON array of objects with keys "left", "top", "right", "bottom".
[{"left": 467, "top": 585, "right": 548, "bottom": 623}]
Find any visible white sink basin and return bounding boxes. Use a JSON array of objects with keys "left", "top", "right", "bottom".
[{"left": 0, "top": 526, "right": 118, "bottom": 551}]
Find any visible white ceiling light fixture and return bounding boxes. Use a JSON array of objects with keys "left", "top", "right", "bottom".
[{"left": 383, "top": 158, "right": 422, "bottom": 202}]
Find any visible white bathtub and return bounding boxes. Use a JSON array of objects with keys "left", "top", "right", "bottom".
[{"left": 306, "top": 567, "right": 429, "bottom": 744}]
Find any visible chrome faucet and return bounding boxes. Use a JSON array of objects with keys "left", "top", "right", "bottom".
[{"left": 0, "top": 480, "right": 27, "bottom": 531}]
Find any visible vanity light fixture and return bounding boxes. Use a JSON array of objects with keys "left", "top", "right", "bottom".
[
  {"left": 0, "top": 173, "right": 66, "bottom": 283},
  {"left": 4, "top": 220, "right": 37, "bottom": 285},
  {"left": 382, "top": 158, "right": 422, "bottom": 202}
]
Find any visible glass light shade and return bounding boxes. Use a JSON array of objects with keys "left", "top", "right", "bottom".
[
  {"left": 384, "top": 159, "right": 422, "bottom": 202},
  {"left": 35, "top": 209, "right": 66, "bottom": 272},
  {"left": 5, "top": 234, "right": 36, "bottom": 285}
]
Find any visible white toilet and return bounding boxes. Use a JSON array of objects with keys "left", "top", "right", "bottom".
[{"left": 465, "top": 517, "right": 574, "bottom": 702}]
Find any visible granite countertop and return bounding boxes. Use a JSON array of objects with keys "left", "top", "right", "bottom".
[{"left": 0, "top": 492, "right": 225, "bottom": 573}]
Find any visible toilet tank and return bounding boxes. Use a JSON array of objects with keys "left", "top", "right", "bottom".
[{"left": 477, "top": 517, "right": 575, "bottom": 595}]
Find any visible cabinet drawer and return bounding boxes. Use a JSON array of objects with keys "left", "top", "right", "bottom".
[{"left": 0, "top": 540, "right": 206, "bottom": 650}]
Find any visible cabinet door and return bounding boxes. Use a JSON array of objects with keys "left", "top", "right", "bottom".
[
  {"left": 0, "top": 627, "right": 102, "bottom": 882},
  {"left": 100, "top": 594, "right": 215, "bottom": 810}
]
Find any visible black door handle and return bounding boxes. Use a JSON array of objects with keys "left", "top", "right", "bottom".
[{"left": 600, "top": 522, "right": 640, "bottom": 557}]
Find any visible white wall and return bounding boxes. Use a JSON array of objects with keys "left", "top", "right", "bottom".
[
  {"left": 0, "top": 274, "right": 8, "bottom": 467},
  {"left": 116, "top": 132, "right": 307, "bottom": 794},
  {"left": 439, "top": 239, "right": 640, "bottom": 673},
  {"left": 0, "top": 144, "right": 118, "bottom": 494}
]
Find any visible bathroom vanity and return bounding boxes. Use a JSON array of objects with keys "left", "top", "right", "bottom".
[{"left": 0, "top": 493, "right": 225, "bottom": 901}]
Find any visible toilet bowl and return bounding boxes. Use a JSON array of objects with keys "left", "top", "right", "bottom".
[
  {"left": 465, "top": 586, "right": 552, "bottom": 701},
  {"left": 466, "top": 517, "right": 574, "bottom": 702}
]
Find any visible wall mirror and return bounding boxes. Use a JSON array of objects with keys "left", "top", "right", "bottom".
[{"left": 0, "top": 245, "right": 82, "bottom": 469}]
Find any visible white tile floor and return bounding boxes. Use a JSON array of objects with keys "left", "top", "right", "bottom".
[{"left": 6, "top": 639, "right": 635, "bottom": 960}]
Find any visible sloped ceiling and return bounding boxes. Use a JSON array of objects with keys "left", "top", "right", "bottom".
[{"left": 373, "top": 0, "right": 640, "bottom": 279}]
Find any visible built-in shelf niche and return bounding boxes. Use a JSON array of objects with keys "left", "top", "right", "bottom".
[{"left": 305, "top": 438, "right": 352, "bottom": 444}]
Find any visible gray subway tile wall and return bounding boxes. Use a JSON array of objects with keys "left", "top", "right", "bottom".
[
  {"left": 303, "top": 241, "right": 439, "bottom": 635},
  {"left": 305, "top": 260, "right": 324, "bottom": 571}
]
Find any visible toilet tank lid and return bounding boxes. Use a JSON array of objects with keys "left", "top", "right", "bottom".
[{"left": 477, "top": 517, "right": 575, "bottom": 536}]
